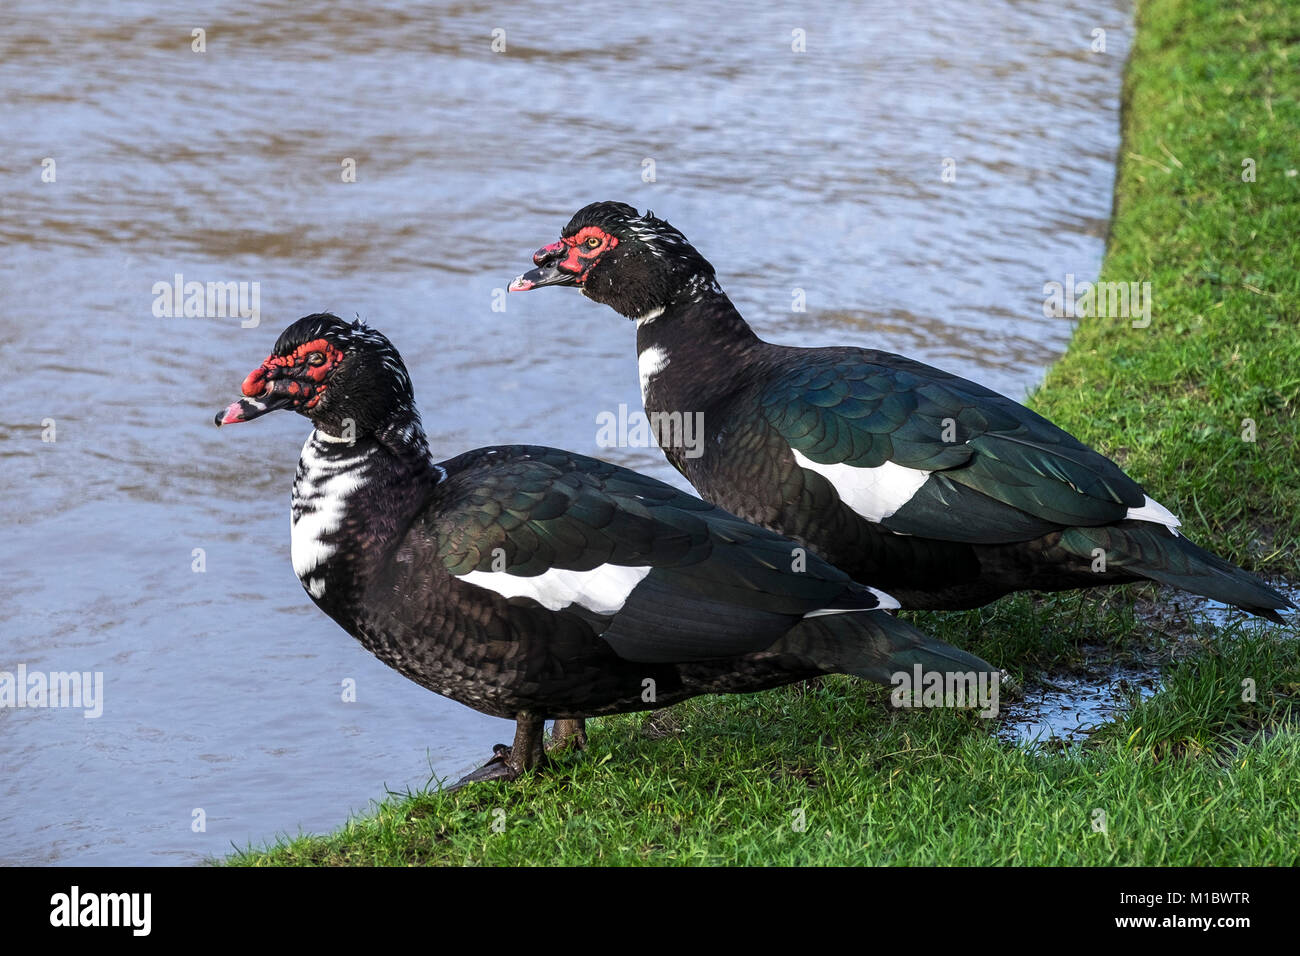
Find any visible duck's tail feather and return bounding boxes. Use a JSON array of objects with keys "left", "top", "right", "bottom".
[
  {"left": 778, "top": 604, "right": 998, "bottom": 684},
  {"left": 1062, "top": 524, "right": 1292, "bottom": 624}
]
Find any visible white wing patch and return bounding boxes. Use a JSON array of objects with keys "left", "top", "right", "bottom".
[
  {"left": 791, "top": 448, "right": 930, "bottom": 522},
  {"left": 803, "top": 586, "right": 901, "bottom": 617},
  {"left": 1126, "top": 494, "right": 1181, "bottom": 535},
  {"left": 459, "top": 564, "right": 653, "bottom": 615},
  {"left": 638, "top": 346, "right": 669, "bottom": 403}
]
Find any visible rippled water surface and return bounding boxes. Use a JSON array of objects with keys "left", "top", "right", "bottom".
[{"left": 1, "top": 0, "right": 1131, "bottom": 863}]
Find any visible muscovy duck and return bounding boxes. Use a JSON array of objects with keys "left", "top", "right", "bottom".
[
  {"left": 215, "top": 313, "right": 996, "bottom": 785},
  {"left": 509, "top": 201, "right": 1291, "bottom": 621}
]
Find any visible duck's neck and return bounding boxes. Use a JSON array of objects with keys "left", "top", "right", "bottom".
[
  {"left": 634, "top": 273, "right": 763, "bottom": 418},
  {"left": 290, "top": 410, "right": 439, "bottom": 616}
]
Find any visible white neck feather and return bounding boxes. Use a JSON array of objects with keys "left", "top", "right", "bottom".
[{"left": 291, "top": 431, "right": 372, "bottom": 596}]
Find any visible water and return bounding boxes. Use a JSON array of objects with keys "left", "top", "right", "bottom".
[
  {"left": 998, "top": 585, "right": 1300, "bottom": 749},
  {"left": 0, "top": 0, "right": 1132, "bottom": 864},
  {"left": 1001, "top": 668, "right": 1161, "bottom": 748}
]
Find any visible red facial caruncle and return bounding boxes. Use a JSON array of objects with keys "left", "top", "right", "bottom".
[
  {"left": 550, "top": 226, "right": 617, "bottom": 281},
  {"left": 509, "top": 225, "right": 620, "bottom": 292},
  {"left": 241, "top": 338, "right": 345, "bottom": 410}
]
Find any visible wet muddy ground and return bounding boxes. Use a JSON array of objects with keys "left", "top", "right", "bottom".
[{"left": 998, "top": 583, "right": 1299, "bottom": 749}]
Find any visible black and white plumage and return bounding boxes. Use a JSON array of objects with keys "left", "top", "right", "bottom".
[
  {"left": 216, "top": 313, "right": 996, "bottom": 783},
  {"left": 511, "top": 202, "right": 1292, "bottom": 621}
]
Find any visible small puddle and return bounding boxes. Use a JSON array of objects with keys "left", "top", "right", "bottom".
[
  {"left": 1138, "top": 583, "right": 1300, "bottom": 637},
  {"left": 999, "top": 666, "right": 1161, "bottom": 749},
  {"left": 999, "top": 581, "right": 1296, "bottom": 751}
]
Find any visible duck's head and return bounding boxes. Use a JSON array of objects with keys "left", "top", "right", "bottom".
[
  {"left": 215, "top": 313, "right": 414, "bottom": 437},
  {"left": 509, "top": 201, "right": 716, "bottom": 320}
]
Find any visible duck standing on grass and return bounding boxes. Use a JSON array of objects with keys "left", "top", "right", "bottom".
[
  {"left": 215, "top": 313, "right": 997, "bottom": 786},
  {"left": 510, "top": 202, "right": 1291, "bottom": 621}
]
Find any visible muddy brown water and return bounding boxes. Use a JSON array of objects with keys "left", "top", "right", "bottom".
[{"left": 1, "top": 0, "right": 1132, "bottom": 863}]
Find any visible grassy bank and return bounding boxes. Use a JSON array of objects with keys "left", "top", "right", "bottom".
[
  {"left": 1031, "top": 0, "right": 1300, "bottom": 577},
  {"left": 228, "top": 0, "right": 1299, "bottom": 866}
]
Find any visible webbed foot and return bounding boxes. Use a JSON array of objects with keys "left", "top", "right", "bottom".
[
  {"left": 547, "top": 718, "right": 588, "bottom": 754},
  {"left": 445, "top": 715, "right": 547, "bottom": 790}
]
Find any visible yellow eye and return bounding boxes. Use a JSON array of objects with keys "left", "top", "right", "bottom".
[
  {"left": 584, "top": 236, "right": 601, "bottom": 249},
  {"left": 307, "top": 352, "right": 326, "bottom": 367}
]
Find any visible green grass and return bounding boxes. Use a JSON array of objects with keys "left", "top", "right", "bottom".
[
  {"left": 1031, "top": 0, "right": 1300, "bottom": 574},
  {"left": 227, "top": 0, "right": 1300, "bottom": 866},
  {"left": 229, "top": 608, "right": 1299, "bottom": 865}
]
